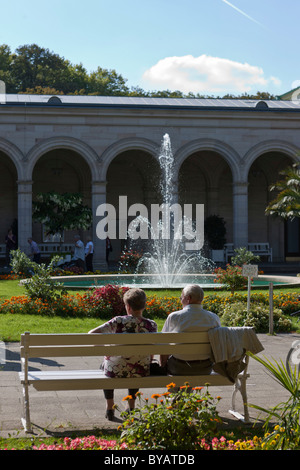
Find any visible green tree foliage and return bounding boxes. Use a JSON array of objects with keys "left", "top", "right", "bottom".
[
  {"left": 231, "top": 247, "right": 260, "bottom": 266},
  {"left": 266, "top": 164, "right": 300, "bottom": 219},
  {"left": 32, "top": 192, "right": 92, "bottom": 242},
  {"left": 0, "top": 43, "right": 278, "bottom": 98},
  {"left": 0, "top": 43, "right": 130, "bottom": 95}
]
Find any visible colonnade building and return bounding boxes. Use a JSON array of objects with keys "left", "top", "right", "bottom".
[{"left": 0, "top": 94, "right": 300, "bottom": 268}]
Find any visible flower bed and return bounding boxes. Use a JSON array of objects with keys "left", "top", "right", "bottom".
[
  {"left": 0, "top": 288, "right": 298, "bottom": 332},
  {"left": 0, "top": 435, "right": 264, "bottom": 450},
  {"left": 202, "top": 291, "right": 300, "bottom": 316},
  {"left": 1, "top": 426, "right": 296, "bottom": 451}
]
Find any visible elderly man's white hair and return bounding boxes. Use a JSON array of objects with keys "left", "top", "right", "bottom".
[{"left": 182, "top": 284, "right": 204, "bottom": 303}]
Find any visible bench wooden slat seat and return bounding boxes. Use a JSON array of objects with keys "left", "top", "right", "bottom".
[
  {"left": 19, "top": 369, "right": 234, "bottom": 390},
  {"left": 19, "top": 331, "right": 253, "bottom": 432},
  {"left": 19, "top": 370, "right": 234, "bottom": 392}
]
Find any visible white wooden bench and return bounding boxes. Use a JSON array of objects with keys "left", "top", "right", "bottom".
[
  {"left": 224, "top": 243, "right": 235, "bottom": 263},
  {"left": 247, "top": 243, "right": 272, "bottom": 262},
  {"left": 39, "top": 243, "right": 74, "bottom": 256},
  {"left": 19, "top": 331, "right": 253, "bottom": 433}
]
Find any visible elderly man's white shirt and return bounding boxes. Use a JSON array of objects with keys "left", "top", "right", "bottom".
[{"left": 162, "top": 304, "right": 221, "bottom": 361}]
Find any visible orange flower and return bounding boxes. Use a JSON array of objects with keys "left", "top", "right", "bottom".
[
  {"left": 151, "top": 393, "right": 161, "bottom": 400},
  {"left": 166, "top": 382, "right": 176, "bottom": 389},
  {"left": 122, "top": 395, "right": 133, "bottom": 401}
]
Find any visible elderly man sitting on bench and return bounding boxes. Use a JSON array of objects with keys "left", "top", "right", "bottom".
[{"left": 160, "top": 284, "right": 221, "bottom": 375}]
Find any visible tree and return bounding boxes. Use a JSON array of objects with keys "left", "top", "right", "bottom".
[
  {"left": 231, "top": 247, "right": 260, "bottom": 266},
  {"left": 265, "top": 164, "right": 300, "bottom": 219},
  {"left": 0, "top": 43, "right": 129, "bottom": 95},
  {"left": 0, "top": 45, "right": 17, "bottom": 92},
  {"left": 88, "top": 67, "right": 129, "bottom": 96},
  {"left": 32, "top": 192, "right": 92, "bottom": 246},
  {"left": 0, "top": 42, "right": 279, "bottom": 99},
  {"left": 11, "top": 44, "right": 71, "bottom": 92}
]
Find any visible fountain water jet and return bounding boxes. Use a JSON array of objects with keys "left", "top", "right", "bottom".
[{"left": 122, "top": 134, "right": 215, "bottom": 287}]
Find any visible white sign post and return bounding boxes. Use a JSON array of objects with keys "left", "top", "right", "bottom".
[
  {"left": 0, "top": 341, "right": 5, "bottom": 368},
  {"left": 242, "top": 264, "right": 258, "bottom": 312}
]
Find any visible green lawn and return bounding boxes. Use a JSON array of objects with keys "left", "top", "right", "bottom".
[
  {"left": 1, "top": 279, "right": 300, "bottom": 342},
  {"left": 0, "top": 279, "right": 26, "bottom": 298},
  {"left": 0, "top": 280, "right": 170, "bottom": 341},
  {"left": 0, "top": 313, "right": 166, "bottom": 341}
]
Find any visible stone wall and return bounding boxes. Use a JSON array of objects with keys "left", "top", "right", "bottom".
[{"left": 0, "top": 96, "right": 299, "bottom": 267}]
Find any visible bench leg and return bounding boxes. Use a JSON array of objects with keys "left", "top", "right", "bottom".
[
  {"left": 228, "top": 375, "right": 250, "bottom": 423},
  {"left": 21, "top": 382, "right": 32, "bottom": 433}
]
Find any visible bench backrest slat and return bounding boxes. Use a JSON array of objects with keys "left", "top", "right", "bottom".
[
  {"left": 20, "top": 332, "right": 209, "bottom": 346},
  {"left": 20, "top": 332, "right": 211, "bottom": 359},
  {"left": 20, "top": 343, "right": 211, "bottom": 358}
]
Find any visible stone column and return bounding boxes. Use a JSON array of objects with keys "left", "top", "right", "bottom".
[
  {"left": 92, "top": 180, "right": 107, "bottom": 270},
  {"left": 17, "top": 180, "right": 33, "bottom": 256},
  {"left": 233, "top": 181, "right": 248, "bottom": 248}
]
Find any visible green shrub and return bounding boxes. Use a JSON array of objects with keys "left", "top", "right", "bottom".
[
  {"left": 119, "top": 383, "right": 222, "bottom": 450},
  {"left": 221, "top": 302, "right": 292, "bottom": 333},
  {"left": 249, "top": 354, "right": 300, "bottom": 450},
  {"left": 10, "top": 249, "right": 34, "bottom": 277},
  {"left": 231, "top": 247, "right": 260, "bottom": 266},
  {"left": 23, "top": 257, "right": 66, "bottom": 302},
  {"left": 214, "top": 265, "right": 248, "bottom": 294},
  {"left": 119, "top": 249, "right": 143, "bottom": 273}
]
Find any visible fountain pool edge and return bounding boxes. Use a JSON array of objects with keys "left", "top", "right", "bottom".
[{"left": 49, "top": 273, "right": 300, "bottom": 290}]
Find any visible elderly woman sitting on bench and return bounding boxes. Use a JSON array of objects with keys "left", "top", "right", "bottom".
[{"left": 88, "top": 288, "right": 157, "bottom": 421}]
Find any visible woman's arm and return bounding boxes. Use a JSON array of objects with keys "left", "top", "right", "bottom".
[
  {"left": 88, "top": 317, "right": 116, "bottom": 334},
  {"left": 88, "top": 326, "right": 103, "bottom": 334}
]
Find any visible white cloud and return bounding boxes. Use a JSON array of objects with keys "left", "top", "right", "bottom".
[{"left": 142, "top": 55, "right": 281, "bottom": 95}]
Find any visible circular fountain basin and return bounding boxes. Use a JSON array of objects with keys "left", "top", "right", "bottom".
[{"left": 52, "top": 273, "right": 300, "bottom": 290}]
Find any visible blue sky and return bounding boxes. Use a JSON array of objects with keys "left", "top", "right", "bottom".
[{"left": 1, "top": 0, "right": 299, "bottom": 96}]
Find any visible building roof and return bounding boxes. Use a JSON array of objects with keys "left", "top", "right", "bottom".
[
  {"left": 277, "top": 86, "right": 300, "bottom": 101},
  {"left": 1, "top": 94, "right": 300, "bottom": 111}
]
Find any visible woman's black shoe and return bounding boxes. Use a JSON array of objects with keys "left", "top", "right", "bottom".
[{"left": 105, "top": 409, "right": 115, "bottom": 421}]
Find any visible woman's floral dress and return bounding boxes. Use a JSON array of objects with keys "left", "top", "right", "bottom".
[{"left": 96, "top": 315, "right": 157, "bottom": 378}]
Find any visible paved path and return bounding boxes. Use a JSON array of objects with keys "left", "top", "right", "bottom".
[{"left": 0, "top": 333, "right": 299, "bottom": 438}]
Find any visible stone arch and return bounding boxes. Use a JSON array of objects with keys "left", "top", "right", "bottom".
[
  {"left": 242, "top": 140, "right": 300, "bottom": 180},
  {"left": 245, "top": 140, "right": 299, "bottom": 262},
  {"left": 27, "top": 137, "right": 96, "bottom": 245},
  {"left": 25, "top": 136, "right": 100, "bottom": 180},
  {"left": 0, "top": 142, "right": 20, "bottom": 246},
  {"left": 174, "top": 138, "right": 242, "bottom": 183},
  {"left": 176, "top": 140, "right": 237, "bottom": 244},
  {"left": 0, "top": 137, "right": 24, "bottom": 179},
  {"left": 100, "top": 137, "right": 159, "bottom": 180}
]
